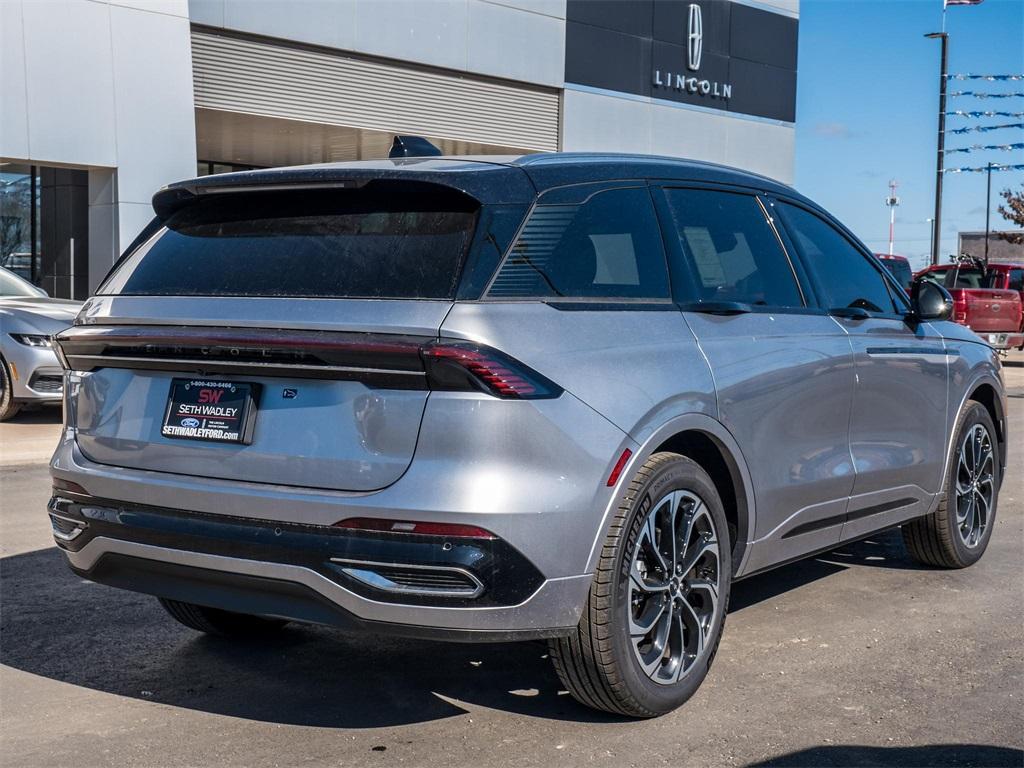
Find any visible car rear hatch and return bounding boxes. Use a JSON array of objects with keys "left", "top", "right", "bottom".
[
  {"left": 949, "top": 288, "right": 1022, "bottom": 333},
  {"left": 58, "top": 167, "right": 533, "bottom": 492}
]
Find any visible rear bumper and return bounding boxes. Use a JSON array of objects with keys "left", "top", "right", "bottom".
[
  {"left": 981, "top": 332, "right": 1024, "bottom": 350},
  {"left": 50, "top": 493, "right": 592, "bottom": 640}
]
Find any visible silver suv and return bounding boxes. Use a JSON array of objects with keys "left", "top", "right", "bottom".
[{"left": 50, "top": 154, "right": 1007, "bottom": 717}]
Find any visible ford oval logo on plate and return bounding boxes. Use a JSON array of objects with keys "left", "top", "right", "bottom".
[{"left": 180, "top": 417, "right": 201, "bottom": 428}]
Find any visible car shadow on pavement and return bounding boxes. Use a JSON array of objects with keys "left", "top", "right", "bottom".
[
  {"left": 730, "top": 527, "right": 925, "bottom": 613},
  {"left": 3, "top": 407, "right": 63, "bottom": 424},
  {"left": 1, "top": 547, "right": 621, "bottom": 727},
  {"left": 745, "top": 744, "right": 1023, "bottom": 767},
  {"left": 1, "top": 530, "right": 928, "bottom": 729}
]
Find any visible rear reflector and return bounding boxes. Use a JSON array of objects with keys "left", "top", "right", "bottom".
[
  {"left": 52, "top": 478, "right": 89, "bottom": 496},
  {"left": 333, "top": 517, "right": 498, "bottom": 540},
  {"left": 421, "top": 341, "right": 561, "bottom": 400},
  {"left": 607, "top": 448, "right": 633, "bottom": 487}
]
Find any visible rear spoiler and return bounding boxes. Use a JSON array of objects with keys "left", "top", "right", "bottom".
[{"left": 151, "top": 162, "right": 535, "bottom": 221}]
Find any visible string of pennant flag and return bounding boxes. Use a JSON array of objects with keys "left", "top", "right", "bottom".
[
  {"left": 947, "top": 110, "right": 1024, "bottom": 118},
  {"left": 944, "top": 164, "right": 1024, "bottom": 173},
  {"left": 945, "top": 142, "right": 1024, "bottom": 153},
  {"left": 948, "top": 122, "right": 1023, "bottom": 134},
  {"left": 947, "top": 74, "right": 1023, "bottom": 81},
  {"left": 948, "top": 91, "right": 1024, "bottom": 99}
]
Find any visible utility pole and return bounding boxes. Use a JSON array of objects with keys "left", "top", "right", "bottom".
[
  {"left": 885, "top": 179, "right": 900, "bottom": 255},
  {"left": 925, "top": 31, "right": 948, "bottom": 266},
  {"left": 984, "top": 161, "right": 993, "bottom": 262}
]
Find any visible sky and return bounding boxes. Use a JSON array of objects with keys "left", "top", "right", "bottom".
[{"left": 794, "top": 0, "right": 1024, "bottom": 270}]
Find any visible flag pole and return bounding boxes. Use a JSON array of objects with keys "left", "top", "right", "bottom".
[{"left": 926, "top": 30, "right": 949, "bottom": 265}]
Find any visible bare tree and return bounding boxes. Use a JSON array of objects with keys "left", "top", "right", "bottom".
[{"left": 997, "top": 184, "right": 1024, "bottom": 244}]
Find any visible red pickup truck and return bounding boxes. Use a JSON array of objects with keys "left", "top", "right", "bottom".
[{"left": 916, "top": 262, "right": 1024, "bottom": 350}]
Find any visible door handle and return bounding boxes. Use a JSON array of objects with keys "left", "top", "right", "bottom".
[
  {"left": 830, "top": 307, "right": 871, "bottom": 320},
  {"left": 680, "top": 301, "right": 753, "bottom": 315}
]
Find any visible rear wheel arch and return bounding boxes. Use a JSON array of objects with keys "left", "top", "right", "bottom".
[
  {"left": 651, "top": 430, "right": 750, "bottom": 576},
  {"left": 590, "top": 414, "right": 756, "bottom": 578}
]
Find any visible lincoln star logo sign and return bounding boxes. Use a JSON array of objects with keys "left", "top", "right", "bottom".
[
  {"left": 652, "top": 1, "right": 732, "bottom": 101},
  {"left": 687, "top": 3, "right": 703, "bottom": 71}
]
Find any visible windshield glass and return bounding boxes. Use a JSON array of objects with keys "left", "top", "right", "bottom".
[
  {"left": 880, "top": 259, "right": 912, "bottom": 290},
  {"left": 0, "top": 268, "right": 45, "bottom": 297},
  {"left": 101, "top": 182, "right": 480, "bottom": 299}
]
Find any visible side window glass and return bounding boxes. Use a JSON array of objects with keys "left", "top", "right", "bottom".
[
  {"left": 1009, "top": 269, "right": 1024, "bottom": 292},
  {"left": 487, "top": 187, "right": 669, "bottom": 299},
  {"left": 663, "top": 189, "right": 803, "bottom": 308},
  {"left": 779, "top": 204, "right": 897, "bottom": 314}
]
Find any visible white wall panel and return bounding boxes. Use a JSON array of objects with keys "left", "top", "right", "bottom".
[
  {"left": 3, "top": 0, "right": 197, "bottom": 288},
  {"left": 725, "top": 116, "right": 795, "bottom": 184},
  {"left": 468, "top": 0, "right": 564, "bottom": 87},
  {"left": 109, "top": 0, "right": 190, "bottom": 16},
  {"left": 0, "top": 0, "right": 29, "bottom": 161},
  {"left": 223, "top": 0, "right": 357, "bottom": 51},
  {"left": 189, "top": 0, "right": 565, "bottom": 87},
  {"left": 736, "top": 0, "right": 798, "bottom": 17},
  {"left": 192, "top": 31, "right": 559, "bottom": 151},
  {"left": 563, "top": 88, "right": 795, "bottom": 184},
  {"left": 561, "top": 89, "right": 652, "bottom": 154},
  {"left": 188, "top": 0, "right": 224, "bottom": 25},
  {"left": 481, "top": 0, "right": 566, "bottom": 18},
  {"left": 20, "top": 0, "right": 117, "bottom": 167},
  {"left": 352, "top": 0, "right": 468, "bottom": 72},
  {"left": 650, "top": 101, "right": 729, "bottom": 165},
  {"left": 110, "top": 5, "right": 198, "bottom": 204}
]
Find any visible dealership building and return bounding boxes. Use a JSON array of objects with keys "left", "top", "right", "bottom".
[{"left": 0, "top": 0, "right": 799, "bottom": 297}]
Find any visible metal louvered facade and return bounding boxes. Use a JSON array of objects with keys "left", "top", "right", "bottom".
[{"left": 191, "top": 31, "right": 560, "bottom": 153}]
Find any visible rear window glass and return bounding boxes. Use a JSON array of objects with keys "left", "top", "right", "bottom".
[
  {"left": 486, "top": 187, "right": 670, "bottom": 300},
  {"left": 100, "top": 182, "right": 479, "bottom": 299}
]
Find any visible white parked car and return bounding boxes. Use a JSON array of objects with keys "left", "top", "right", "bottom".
[{"left": 0, "top": 267, "right": 81, "bottom": 420}]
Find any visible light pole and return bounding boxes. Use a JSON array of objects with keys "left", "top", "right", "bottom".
[
  {"left": 925, "top": 31, "right": 948, "bottom": 266},
  {"left": 885, "top": 179, "right": 900, "bottom": 255},
  {"left": 984, "top": 161, "right": 994, "bottom": 263},
  {"left": 926, "top": 217, "right": 935, "bottom": 264}
]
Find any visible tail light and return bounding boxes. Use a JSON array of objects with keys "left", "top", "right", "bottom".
[
  {"left": 421, "top": 341, "right": 562, "bottom": 399},
  {"left": 953, "top": 294, "right": 969, "bottom": 325},
  {"left": 333, "top": 517, "right": 497, "bottom": 539},
  {"left": 54, "top": 325, "right": 562, "bottom": 400}
]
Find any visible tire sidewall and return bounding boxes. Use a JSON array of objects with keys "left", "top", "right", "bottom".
[
  {"left": 610, "top": 456, "right": 732, "bottom": 713},
  {"left": 944, "top": 402, "right": 1000, "bottom": 566},
  {"left": 0, "top": 356, "right": 19, "bottom": 421}
]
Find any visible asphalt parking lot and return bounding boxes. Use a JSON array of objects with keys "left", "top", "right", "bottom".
[{"left": 2, "top": 355, "right": 1022, "bottom": 768}]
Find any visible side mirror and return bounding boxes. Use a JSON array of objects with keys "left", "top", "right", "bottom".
[{"left": 910, "top": 278, "right": 953, "bottom": 322}]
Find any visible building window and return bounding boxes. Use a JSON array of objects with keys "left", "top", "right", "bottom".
[
  {"left": 197, "top": 161, "right": 262, "bottom": 177},
  {"left": 0, "top": 163, "right": 39, "bottom": 283},
  {"left": 0, "top": 162, "right": 88, "bottom": 299}
]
